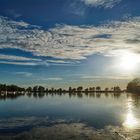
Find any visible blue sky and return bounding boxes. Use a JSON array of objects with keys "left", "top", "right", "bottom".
[{"left": 0, "top": 0, "right": 140, "bottom": 88}]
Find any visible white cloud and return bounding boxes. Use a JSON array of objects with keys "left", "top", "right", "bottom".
[
  {"left": 81, "top": 0, "right": 122, "bottom": 8},
  {"left": 0, "top": 16, "right": 140, "bottom": 62}
]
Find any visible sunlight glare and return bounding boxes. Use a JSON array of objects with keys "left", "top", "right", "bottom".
[
  {"left": 117, "top": 50, "right": 140, "bottom": 72},
  {"left": 123, "top": 98, "right": 139, "bottom": 129},
  {"left": 123, "top": 112, "right": 138, "bottom": 129}
]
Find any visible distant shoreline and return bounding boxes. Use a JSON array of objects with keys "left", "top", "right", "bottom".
[
  {"left": 0, "top": 83, "right": 125, "bottom": 95},
  {"left": 1, "top": 78, "right": 140, "bottom": 95}
]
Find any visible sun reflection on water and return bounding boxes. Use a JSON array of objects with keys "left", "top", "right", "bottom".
[
  {"left": 123, "top": 98, "right": 139, "bottom": 129},
  {"left": 123, "top": 112, "right": 138, "bottom": 129}
]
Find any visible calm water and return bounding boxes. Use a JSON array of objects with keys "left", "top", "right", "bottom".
[{"left": 0, "top": 92, "right": 140, "bottom": 134}]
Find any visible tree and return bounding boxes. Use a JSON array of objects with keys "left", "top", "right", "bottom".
[
  {"left": 38, "top": 86, "right": 45, "bottom": 93},
  {"left": 85, "top": 88, "right": 89, "bottom": 93},
  {"left": 127, "top": 78, "right": 140, "bottom": 93},
  {"left": 77, "top": 86, "right": 83, "bottom": 93},
  {"left": 26, "top": 87, "right": 32, "bottom": 92},
  {"left": 92, "top": 87, "right": 95, "bottom": 91},
  {"left": 46, "top": 88, "right": 48, "bottom": 93},
  {"left": 96, "top": 86, "right": 101, "bottom": 91},
  {"left": 58, "top": 88, "right": 62, "bottom": 93},
  {"left": 68, "top": 87, "right": 72, "bottom": 93},
  {"left": 105, "top": 88, "right": 109, "bottom": 92},
  {"left": 72, "top": 88, "right": 76, "bottom": 93},
  {"left": 113, "top": 86, "right": 121, "bottom": 92},
  {"left": 1, "top": 84, "right": 7, "bottom": 91},
  {"left": 89, "top": 87, "right": 95, "bottom": 92},
  {"left": 33, "top": 86, "right": 38, "bottom": 93}
]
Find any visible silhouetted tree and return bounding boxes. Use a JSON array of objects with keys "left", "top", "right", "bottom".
[
  {"left": 72, "top": 88, "right": 76, "bottom": 93},
  {"left": 111, "top": 87, "right": 114, "bottom": 91},
  {"left": 113, "top": 86, "right": 121, "bottom": 92},
  {"left": 127, "top": 78, "right": 140, "bottom": 93},
  {"left": 69, "top": 87, "right": 72, "bottom": 93},
  {"left": 105, "top": 88, "right": 109, "bottom": 92},
  {"left": 92, "top": 87, "right": 95, "bottom": 91},
  {"left": 38, "top": 86, "right": 45, "bottom": 93},
  {"left": 58, "top": 88, "right": 62, "bottom": 93},
  {"left": 96, "top": 86, "right": 101, "bottom": 91},
  {"left": 84, "top": 88, "right": 89, "bottom": 94},
  {"left": 89, "top": 87, "right": 95, "bottom": 92},
  {"left": 26, "top": 87, "right": 32, "bottom": 93},
  {"left": 33, "top": 86, "right": 38, "bottom": 93},
  {"left": 46, "top": 88, "right": 48, "bottom": 93},
  {"left": 0, "top": 84, "right": 7, "bottom": 92},
  {"left": 77, "top": 86, "right": 83, "bottom": 93}
]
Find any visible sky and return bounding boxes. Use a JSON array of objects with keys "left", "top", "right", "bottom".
[{"left": 0, "top": 0, "right": 140, "bottom": 88}]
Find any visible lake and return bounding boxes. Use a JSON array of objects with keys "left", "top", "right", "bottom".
[{"left": 0, "top": 92, "right": 140, "bottom": 139}]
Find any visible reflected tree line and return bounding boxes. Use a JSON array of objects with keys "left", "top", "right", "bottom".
[{"left": 127, "top": 93, "right": 140, "bottom": 107}]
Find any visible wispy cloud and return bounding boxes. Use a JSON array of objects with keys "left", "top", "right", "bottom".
[
  {"left": 0, "top": 61, "right": 39, "bottom": 66},
  {"left": 0, "top": 54, "right": 41, "bottom": 61},
  {"left": 46, "top": 59, "right": 80, "bottom": 64},
  {"left": 0, "top": 54, "right": 48, "bottom": 66},
  {"left": 0, "top": 54, "right": 79, "bottom": 66},
  {"left": 5, "top": 9, "right": 21, "bottom": 18},
  {"left": 81, "top": 75, "right": 135, "bottom": 80},
  {"left": 13, "top": 72, "right": 32, "bottom": 77},
  {"left": 0, "top": 16, "right": 140, "bottom": 63},
  {"left": 41, "top": 77, "right": 63, "bottom": 81},
  {"left": 81, "top": 0, "right": 122, "bottom": 8},
  {"left": 67, "top": 2, "right": 86, "bottom": 17}
]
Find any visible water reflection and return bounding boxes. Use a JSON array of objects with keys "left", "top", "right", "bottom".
[
  {"left": 124, "top": 112, "right": 138, "bottom": 129},
  {"left": 0, "top": 92, "right": 140, "bottom": 134},
  {"left": 123, "top": 97, "right": 140, "bottom": 129},
  {"left": 0, "top": 92, "right": 123, "bottom": 100}
]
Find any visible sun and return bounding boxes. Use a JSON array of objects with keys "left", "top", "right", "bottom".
[{"left": 118, "top": 50, "right": 140, "bottom": 72}]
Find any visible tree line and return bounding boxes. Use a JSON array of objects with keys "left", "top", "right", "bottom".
[
  {"left": 0, "top": 83, "right": 122, "bottom": 94},
  {"left": 1, "top": 78, "right": 139, "bottom": 94}
]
